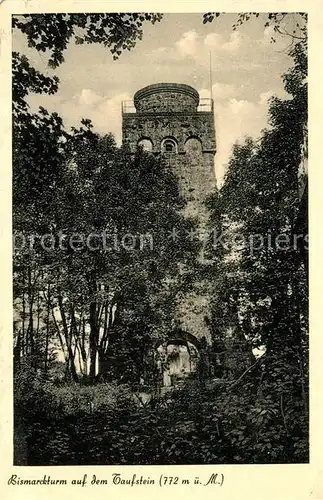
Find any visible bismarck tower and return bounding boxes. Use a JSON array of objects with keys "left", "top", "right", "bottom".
[{"left": 122, "top": 83, "right": 216, "bottom": 347}]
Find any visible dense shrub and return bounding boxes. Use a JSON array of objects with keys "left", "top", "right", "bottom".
[{"left": 14, "top": 367, "right": 308, "bottom": 465}]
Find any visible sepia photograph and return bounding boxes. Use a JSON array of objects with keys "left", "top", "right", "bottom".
[{"left": 12, "top": 12, "right": 308, "bottom": 466}]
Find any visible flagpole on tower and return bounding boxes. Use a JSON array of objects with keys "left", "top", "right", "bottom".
[{"left": 209, "top": 51, "right": 213, "bottom": 109}]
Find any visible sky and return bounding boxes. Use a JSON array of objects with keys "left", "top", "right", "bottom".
[{"left": 13, "top": 13, "right": 295, "bottom": 185}]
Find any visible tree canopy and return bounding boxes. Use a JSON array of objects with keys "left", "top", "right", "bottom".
[{"left": 13, "top": 13, "right": 163, "bottom": 68}]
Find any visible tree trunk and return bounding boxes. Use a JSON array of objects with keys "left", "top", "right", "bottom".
[
  {"left": 44, "top": 284, "right": 51, "bottom": 374},
  {"left": 14, "top": 331, "right": 22, "bottom": 371},
  {"left": 89, "top": 300, "right": 99, "bottom": 381},
  {"left": 57, "top": 293, "right": 78, "bottom": 382}
]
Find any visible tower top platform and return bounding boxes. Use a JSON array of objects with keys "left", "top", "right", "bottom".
[{"left": 133, "top": 82, "right": 201, "bottom": 113}]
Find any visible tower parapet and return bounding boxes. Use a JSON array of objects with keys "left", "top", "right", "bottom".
[{"left": 134, "top": 83, "right": 200, "bottom": 113}]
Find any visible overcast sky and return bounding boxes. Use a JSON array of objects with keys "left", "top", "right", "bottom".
[{"left": 13, "top": 13, "right": 294, "bottom": 184}]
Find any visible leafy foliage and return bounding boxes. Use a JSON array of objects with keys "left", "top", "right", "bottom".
[
  {"left": 205, "top": 40, "right": 308, "bottom": 462},
  {"left": 16, "top": 373, "right": 308, "bottom": 465},
  {"left": 12, "top": 52, "right": 59, "bottom": 115},
  {"left": 13, "top": 12, "right": 198, "bottom": 383},
  {"left": 13, "top": 14, "right": 163, "bottom": 68},
  {"left": 13, "top": 120, "right": 199, "bottom": 381}
]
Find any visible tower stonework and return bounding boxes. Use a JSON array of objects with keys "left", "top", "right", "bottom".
[{"left": 122, "top": 83, "right": 216, "bottom": 345}]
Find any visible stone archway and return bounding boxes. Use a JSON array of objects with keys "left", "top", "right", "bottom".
[{"left": 155, "top": 330, "right": 202, "bottom": 387}]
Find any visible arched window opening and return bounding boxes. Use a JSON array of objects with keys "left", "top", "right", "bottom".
[
  {"left": 161, "top": 137, "right": 178, "bottom": 154},
  {"left": 137, "top": 138, "right": 153, "bottom": 152},
  {"left": 184, "top": 136, "right": 202, "bottom": 154}
]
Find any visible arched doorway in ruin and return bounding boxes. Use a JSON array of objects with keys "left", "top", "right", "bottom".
[{"left": 155, "top": 330, "right": 202, "bottom": 387}]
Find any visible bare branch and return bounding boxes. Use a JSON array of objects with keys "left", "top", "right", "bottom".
[{"left": 227, "top": 358, "right": 262, "bottom": 391}]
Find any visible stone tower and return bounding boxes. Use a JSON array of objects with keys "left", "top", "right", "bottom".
[{"left": 122, "top": 83, "right": 216, "bottom": 345}]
